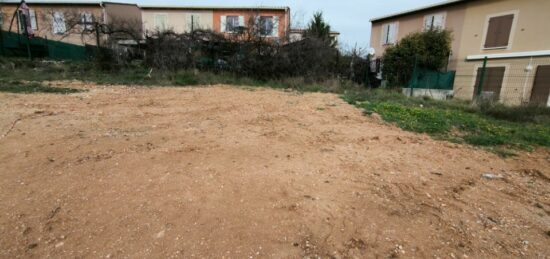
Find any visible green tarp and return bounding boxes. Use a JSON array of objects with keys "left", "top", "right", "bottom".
[
  {"left": 408, "top": 68, "right": 455, "bottom": 90},
  {"left": 0, "top": 30, "right": 92, "bottom": 60}
]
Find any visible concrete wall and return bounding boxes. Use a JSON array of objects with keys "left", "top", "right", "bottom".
[
  {"left": 104, "top": 3, "right": 142, "bottom": 35},
  {"left": 402, "top": 88, "right": 454, "bottom": 100},
  {"left": 1, "top": 4, "right": 103, "bottom": 46},
  {"left": 141, "top": 9, "right": 213, "bottom": 34}
]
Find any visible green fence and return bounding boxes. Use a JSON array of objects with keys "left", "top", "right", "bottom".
[
  {"left": 0, "top": 30, "right": 92, "bottom": 61},
  {"left": 408, "top": 68, "right": 456, "bottom": 90}
]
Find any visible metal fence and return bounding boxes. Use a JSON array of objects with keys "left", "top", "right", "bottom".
[
  {"left": 453, "top": 56, "right": 550, "bottom": 106},
  {"left": 0, "top": 30, "right": 93, "bottom": 60},
  {"left": 372, "top": 56, "right": 550, "bottom": 106}
]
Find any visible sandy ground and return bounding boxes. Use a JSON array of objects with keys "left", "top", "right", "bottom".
[{"left": 0, "top": 82, "right": 549, "bottom": 258}]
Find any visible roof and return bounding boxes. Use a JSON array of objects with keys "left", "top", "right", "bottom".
[
  {"left": 139, "top": 5, "right": 289, "bottom": 11},
  {"left": 370, "top": 0, "right": 469, "bottom": 22},
  {"left": 289, "top": 28, "right": 340, "bottom": 35},
  {"left": 0, "top": 0, "right": 137, "bottom": 6}
]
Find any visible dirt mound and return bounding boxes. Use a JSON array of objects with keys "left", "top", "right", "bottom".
[{"left": 1, "top": 84, "right": 549, "bottom": 258}]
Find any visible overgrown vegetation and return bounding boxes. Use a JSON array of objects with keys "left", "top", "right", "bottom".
[
  {"left": 343, "top": 90, "right": 550, "bottom": 154},
  {"left": 382, "top": 29, "right": 452, "bottom": 86},
  {"left": 0, "top": 79, "right": 83, "bottom": 94}
]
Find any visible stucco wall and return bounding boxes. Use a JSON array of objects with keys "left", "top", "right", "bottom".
[
  {"left": 212, "top": 9, "right": 289, "bottom": 40},
  {"left": 1, "top": 4, "right": 103, "bottom": 46},
  {"left": 452, "top": 0, "right": 550, "bottom": 104},
  {"left": 104, "top": 3, "right": 142, "bottom": 35},
  {"left": 141, "top": 9, "right": 213, "bottom": 34},
  {"left": 454, "top": 54, "right": 550, "bottom": 106},
  {"left": 454, "top": 0, "right": 550, "bottom": 60}
]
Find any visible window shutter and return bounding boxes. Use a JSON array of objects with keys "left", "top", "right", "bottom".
[
  {"left": 389, "top": 23, "right": 398, "bottom": 44},
  {"left": 194, "top": 15, "right": 200, "bottom": 29},
  {"left": 53, "top": 11, "right": 66, "bottom": 34},
  {"left": 238, "top": 16, "right": 244, "bottom": 27},
  {"left": 423, "top": 15, "right": 433, "bottom": 31},
  {"left": 29, "top": 10, "right": 37, "bottom": 30},
  {"left": 433, "top": 14, "right": 445, "bottom": 29},
  {"left": 381, "top": 24, "right": 388, "bottom": 45},
  {"left": 272, "top": 16, "right": 279, "bottom": 37},
  {"left": 485, "top": 14, "right": 514, "bottom": 48},
  {"left": 496, "top": 14, "right": 514, "bottom": 47},
  {"left": 220, "top": 15, "right": 226, "bottom": 32}
]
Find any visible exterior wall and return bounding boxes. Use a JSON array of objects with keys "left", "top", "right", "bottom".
[
  {"left": 370, "top": 4, "right": 466, "bottom": 70},
  {"left": 212, "top": 9, "right": 289, "bottom": 41},
  {"left": 104, "top": 3, "right": 142, "bottom": 32},
  {"left": 454, "top": 0, "right": 550, "bottom": 60},
  {"left": 454, "top": 56, "right": 550, "bottom": 105},
  {"left": 1, "top": 4, "right": 103, "bottom": 46},
  {"left": 141, "top": 9, "right": 213, "bottom": 34},
  {"left": 453, "top": 0, "right": 550, "bottom": 104}
]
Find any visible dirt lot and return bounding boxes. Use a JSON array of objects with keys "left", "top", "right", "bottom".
[{"left": 1, "top": 82, "right": 549, "bottom": 258}]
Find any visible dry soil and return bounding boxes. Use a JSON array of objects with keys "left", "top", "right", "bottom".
[{"left": 0, "top": 83, "right": 549, "bottom": 258}]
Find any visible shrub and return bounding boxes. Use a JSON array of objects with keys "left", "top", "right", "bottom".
[{"left": 382, "top": 29, "right": 452, "bottom": 86}]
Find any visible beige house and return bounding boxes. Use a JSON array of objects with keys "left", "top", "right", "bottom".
[
  {"left": 370, "top": 0, "right": 550, "bottom": 106},
  {"left": 141, "top": 6, "right": 214, "bottom": 34}
]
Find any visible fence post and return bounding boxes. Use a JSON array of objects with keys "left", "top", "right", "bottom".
[
  {"left": 476, "top": 56, "right": 488, "bottom": 98},
  {"left": 410, "top": 55, "right": 418, "bottom": 97}
]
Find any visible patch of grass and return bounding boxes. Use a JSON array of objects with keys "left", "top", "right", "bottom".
[
  {"left": 345, "top": 89, "right": 550, "bottom": 151},
  {"left": 0, "top": 80, "right": 83, "bottom": 94}
]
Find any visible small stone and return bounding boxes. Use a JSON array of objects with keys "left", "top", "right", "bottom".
[
  {"left": 27, "top": 243, "right": 38, "bottom": 249},
  {"left": 55, "top": 242, "right": 64, "bottom": 248},
  {"left": 482, "top": 173, "right": 504, "bottom": 180},
  {"left": 156, "top": 230, "right": 166, "bottom": 239}
]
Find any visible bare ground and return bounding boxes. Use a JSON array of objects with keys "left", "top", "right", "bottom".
[{"left": 0, "top": 82, "right": 549, "bottom": 258}]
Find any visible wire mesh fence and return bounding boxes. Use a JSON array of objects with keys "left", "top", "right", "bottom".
[
  {"left": 372, "top": 56, "right": 550, "bottom": 107},
  {"left": 454, "top": 56, "right": 550, "bottom": 106}
]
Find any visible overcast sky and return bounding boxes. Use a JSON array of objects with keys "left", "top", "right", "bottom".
[{"left": 132, "top": 0, "right": 444, "bottom": 49}]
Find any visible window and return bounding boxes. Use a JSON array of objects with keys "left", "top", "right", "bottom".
[
  {"left": 484, "top": 14, "right": 514, "bottom": 49},
  {"left": 154, "top": 13, "right": 168, "bottom": 31},
  {"left": 381, "top": 22, "right": 398, "bottom": 45},
  {"left": 188, "top": 14, "right": 201, "bottom": 31},
  {"left": 474, "top": 66, "right": 506, "bottom": 101},
  {"left": 424, "top": 13, "right": 445, "bottom": 31},
  {"left": 52, "top": 11, "right": 66, "bottom": 34},
  {"left": 81, "top": 12, "right": 94, "bottom": 31},
  {"left": 226, "top": 16, "right": 240, "bottom": 32},
  {"left": 18, "top": 9, "right": 37, "bottom": 32},
  {"left": 259, "top": 16, "right": 275, "bottom": 36}
]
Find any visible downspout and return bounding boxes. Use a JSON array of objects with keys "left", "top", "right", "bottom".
[{"left": 521, "top": 57, "right": 534, "bottom": 104}]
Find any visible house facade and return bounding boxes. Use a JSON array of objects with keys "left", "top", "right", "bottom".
[
  {"left": 0, "top": 1, "right": 142, "bottom": 46},
  {"left": 141, "top": 6, "right": 290, "bottom": 42},
  {"left": 370, "top": 0, "right": 550, "bottom": 106}
]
